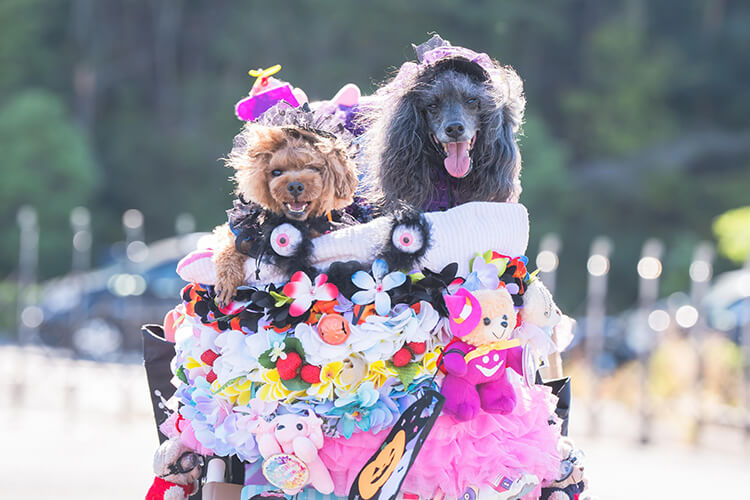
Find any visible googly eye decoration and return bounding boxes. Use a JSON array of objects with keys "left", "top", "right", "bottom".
[
  {"left": 392, "top": 224, "right": 424, "bottom": 254},
  {"left": 379, "top": 207, "right": 432, "bottom": 273},
  {"left": 270, "top": 223, "right": 302, "bottom": 257}
]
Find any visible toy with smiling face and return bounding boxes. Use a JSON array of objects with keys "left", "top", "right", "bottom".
[
  {"left": 254, "top": 410, "right": 334, "bottom": 495},
  {"left": 440, "top": 287, "right": 524, "bottom": 421}
]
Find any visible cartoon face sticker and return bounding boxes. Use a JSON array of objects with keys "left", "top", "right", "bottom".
[
  {"left": 472, "top": 352, "right": 505, "bottom": 378},
  {"left": 357, "top": 430, "right": 406, "bottom": 500}
]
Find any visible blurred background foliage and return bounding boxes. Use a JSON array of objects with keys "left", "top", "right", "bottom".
[{"left": 2, "top": 0, "right": 749, "bottom": 314}]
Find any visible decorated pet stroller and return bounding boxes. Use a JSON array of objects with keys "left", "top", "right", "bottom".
[
  {"left": 144, "top": 202, "right": 575, "bottom": 500},
  {"left": 142, "top": 39, "right": 582, "bottom": 500}
]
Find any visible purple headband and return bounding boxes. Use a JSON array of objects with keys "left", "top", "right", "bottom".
[{"left": 380, "top": 38, "right": 502, "bottom": 95}]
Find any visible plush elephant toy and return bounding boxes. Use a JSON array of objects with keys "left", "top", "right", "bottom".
[{"left": 254, "top": 410, "right": 334, "bottom": 495}]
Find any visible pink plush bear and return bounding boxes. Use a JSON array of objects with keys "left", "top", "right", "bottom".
[
  {"left": 254, "top": 410, "right": 334, "bottom": 495},
  {"left": 441, "top": 287, "right": 524, "bottom": 421}
]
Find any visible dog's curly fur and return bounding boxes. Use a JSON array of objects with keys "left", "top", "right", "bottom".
[
  {"left": 362, "top": 55, "right": 526, "bottom": 210},
  {"left": 213, "top": 123, "right": 358, "bottom": 304}
]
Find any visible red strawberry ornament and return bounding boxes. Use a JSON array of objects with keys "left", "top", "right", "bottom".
[
  {"left": 392, "top": 347, "right": 412, "bottom": 367},
  {"left": 300, "top": 364, "right": 322, "bottom": 384},
  {"left": 276, "top": 352, "right": 302, "bottom": 380},
  {"left": 407, "top": 342, "right": 427, "bottom": 355},
  {"left": 200, "top": 349, "right": 219, "bottom": 366}
]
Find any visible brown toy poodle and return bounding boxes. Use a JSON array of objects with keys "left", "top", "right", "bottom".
[{"left": 213, "top": 123, "right": 358, "bottom": 305}]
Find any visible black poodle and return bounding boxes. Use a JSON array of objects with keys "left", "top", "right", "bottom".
[{"left": 362, "top": 35, "right": 526, "bottom": 211}]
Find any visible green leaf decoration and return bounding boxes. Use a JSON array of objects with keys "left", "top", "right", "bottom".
[
  {"left": 281, "top": 376, "right": 311, "bottom": 392},
  {"left": 527, "top": 269, "right": 540, "bottom": 283},
  {"left": 175, "top": 365, "right": 188, "bottom": 384},
  {"left": 388, "top": 361, "right": 420, "bottom": 388},
  {"left": 491, "top": 257, "right": 509, "bottom": 276},
  {"left": 409, "top": 272, "right": 425, "bottom": 283},
  {"left": 269, "top": 291, "right": 293, "bottom": 307},
  {"left": 283, "top": 337, "right": 306, "bottom": 359},
  {"left": 258, "top": 349, "right": 276, "bottom": 369},
  {"left": 215, "top": 376, "right": 244, "bottom": 394}
]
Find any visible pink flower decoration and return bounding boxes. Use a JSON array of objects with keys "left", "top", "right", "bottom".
[{"left": 282, "top": 271, "right": 338, "bottom": 317}]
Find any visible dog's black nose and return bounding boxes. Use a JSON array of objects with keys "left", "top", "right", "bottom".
[
  {"left": 287, "top": 181, "right": 304, "bottom": 196},
  {"left": 444, "top": 121, "right": 465, "bottom": 139}
]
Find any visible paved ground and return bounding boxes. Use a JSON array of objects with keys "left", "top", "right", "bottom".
[{"left": 1, "top": 346, "right": 747, "bottom": 499}]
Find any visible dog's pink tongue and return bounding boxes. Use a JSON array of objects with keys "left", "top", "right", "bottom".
[{"left": 444, "top": 141, "right": 471, "bottom": 178}]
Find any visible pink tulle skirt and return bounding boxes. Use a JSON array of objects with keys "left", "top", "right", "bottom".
[{"left": 319, "top": 383, "right": 561, "bottom": 499}]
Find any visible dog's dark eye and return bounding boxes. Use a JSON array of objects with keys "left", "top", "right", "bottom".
[
  {"left": 483, "top": 317, "right": 491, "bottom": 326},
  {"left": 427, "top": 103, "right": 439, "bottom": 111},
  {"left": 466, "top": 98, "right": 478, "bottom": 106},
  {"left": 271, "top": 169, "right": 282, "bottom": 177}
]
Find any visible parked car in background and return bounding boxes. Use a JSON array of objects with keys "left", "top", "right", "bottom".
[
  {"left": 38, "top": 232, "right": 210, "bottom": 359},
  {"left": 703, "top": 268, "right": 750, "bottom": 344}
]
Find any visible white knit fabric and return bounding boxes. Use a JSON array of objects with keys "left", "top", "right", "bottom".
[{"left": 176, "top": 202, "right": 529, "bottom": 286}]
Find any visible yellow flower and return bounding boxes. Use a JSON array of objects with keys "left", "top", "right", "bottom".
[
  {"left": 256, "top": 369, "right": 293, "bottom": 402},
  {"left": 364, "top": 360, "right": 397, "bottom": 388},
  {"left": 185, "top": 357, "right": 202, "bottom": 369},
  {"left": 216, "top": 377, "right": 254, "bottom": 405},
  {"left": 307, "top": 361, "right": 343, "bottom": 400},
  {"left": 418, "top": 350, "right": 440, "bottom": 378}
]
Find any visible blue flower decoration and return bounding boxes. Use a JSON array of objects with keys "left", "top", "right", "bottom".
[
  {"left": 351, "top": 259, "right": 406, "bottom": 316},
  {"left": 320, "top": 381, "right": 402, "bottom": 438}
]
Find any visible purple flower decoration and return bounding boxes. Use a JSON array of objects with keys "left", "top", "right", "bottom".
[{"left": 351, "top": 259, "right": 406, "bottom": 316}]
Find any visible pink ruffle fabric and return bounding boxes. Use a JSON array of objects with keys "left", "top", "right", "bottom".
[{"left": 319, "top": 383, "right": 561, "bottom": 499}]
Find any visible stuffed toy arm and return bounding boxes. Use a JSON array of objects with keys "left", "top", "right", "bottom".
[
  {"left": 442, "top": 350, "right": 468, "bottom": 376},
  {"left": 255, "top": 432, "right": 283, "bottom": 458},
  {"left": 292, "top": 436, "right": 320, "bottom": 463}
]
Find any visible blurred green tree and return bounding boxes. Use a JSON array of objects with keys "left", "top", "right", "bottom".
[
  {"left": 0, "top": 90, "right": 96, "bottom": 278},
  {"left": 713, "top": 207, "right": 750, "bottom": 264}
]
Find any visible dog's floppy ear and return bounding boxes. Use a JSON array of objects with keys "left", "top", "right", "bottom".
[
  {"left": 227, "top": 124, "right": 284, "bottom": 211},
  {"left": 326, "top": 149, "right": 359, "bottom": 209},
  {"left": 227, "top": 123, "right": 280, "bottom": 171},
  {"left": 377, "top": 91, "right": 436, "bottom": 210},
  {"left": 469, "top": 66, "right": 525, "bottom": 203}
]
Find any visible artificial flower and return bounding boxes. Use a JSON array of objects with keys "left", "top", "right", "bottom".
[
  {"left": 307, "top": 361, "right": 344, "bottom": 400},
  {"left": 351, "top": 259, "right": 406, "bottom": 316},
  {"left": 363, "top": 360, "right": 398, "bottom": 388},
  {"left": 256, "top": 369, "right": 294, "bottom": 401},
  {"left": 212, "top": 329, "right": 265, "bottom": 384},
  {"left": 324, "top": 382, "right": 401, "bottom": 438},
  {"left": 282, "top": 271, "right": 339, "bottom": 317},
  {"left": 417, "top": 350, "right": 440, "bottom": 379},
  {"left": 268, "top": 341, "right": 287, "bottom": 362},
  {"left": 463, "top": 258, "right": 501, "bottom": 291},
  {"left": 220, "top": 377, "right": 254, "bottom": 406}
]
